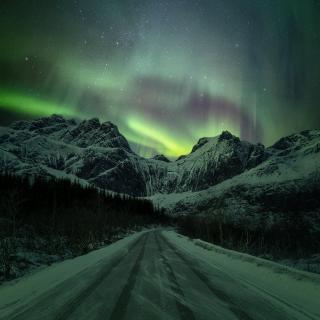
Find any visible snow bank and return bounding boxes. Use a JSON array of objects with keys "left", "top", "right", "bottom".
[
  {"left": 192, "top": 238, "right": 320, "bottom": 283},
  {"left": 162, "top": 231, "right": 320, "bottom": 320}
]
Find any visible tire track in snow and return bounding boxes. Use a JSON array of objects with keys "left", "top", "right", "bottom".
[
  {"left": 53, "top": 233, "right": 147, "bottom": 320},
  {"left": 154, "top": 233, "right": 196, "bottom": 320},
  {"left": 161, "top": 233, "right": 320, "bottom": 320},
  {"left": 160, "top": 233, "right": 253, "bottom": 320},
  {"left": 107, "top": 234, "right": 148, "bottom": 320}
]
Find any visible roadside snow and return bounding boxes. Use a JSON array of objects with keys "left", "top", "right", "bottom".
[
  {"left": 162, "top": 231, "right": 320, "bottom": 320},
  {"left": 1, "top": 229, "right": 319, "bottom": 320},
  {"left": 0, "top": 230, "right": 147, "bottom": 319}
]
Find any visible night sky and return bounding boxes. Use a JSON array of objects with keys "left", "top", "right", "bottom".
[{"left": 1, "top": 1, "right": 320, "bottom": 157}]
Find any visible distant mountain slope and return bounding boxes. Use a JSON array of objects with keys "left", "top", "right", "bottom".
[
  {"left": 0, "top": 115, "right": 267, "bottom": 196},
  {"left": 151, "top": 129, "right": 320, "bottom": 216},
  {"left": 0, "top": 115, "right": 148, "bottom": 195},
  {"left": 0, "top": 115, "right": 319, "bottom": 205}
]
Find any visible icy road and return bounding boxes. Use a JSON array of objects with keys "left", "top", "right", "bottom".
[{"left": 1, "top": 230, "right": 320, "bottom": 320}]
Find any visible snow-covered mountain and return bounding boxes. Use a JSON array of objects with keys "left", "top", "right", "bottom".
[
  {"left": 151, "top": 129, "right": 320, "bottom": 220},
  {"left": 0, "top": 114, "right": 267, "bottom": 196},
  {"left": 0, "top": 115, "right": 319, "bottom": 211},
  {"left": 0, "top": 115, "right": 146, "bottom": 195}
]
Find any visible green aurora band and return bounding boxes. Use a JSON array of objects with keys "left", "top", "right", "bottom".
[
  {"left": 0, "top": 1, "right": 319, "bottom": 157},
  {"left": 0, "top": 90, "right": 78, "bottom": 118}
]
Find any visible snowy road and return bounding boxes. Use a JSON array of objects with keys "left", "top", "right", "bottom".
[{"left": 1, "top": 230, "right": 320, "bottom": 320}]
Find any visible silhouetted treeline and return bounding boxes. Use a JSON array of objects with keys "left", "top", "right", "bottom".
[
  {"left": 176, "top": 209, "right": 320, "bottom": 261},
  {"left": 0, "top": 174, "right": 167, "bottom": 270}
]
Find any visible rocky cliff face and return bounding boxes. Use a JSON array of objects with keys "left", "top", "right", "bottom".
[
  {"left": 168, "top": 131, "right": 266, "bottom": 192},
  {"left": 0, "top": 115, "right": 148, "bottom": 196},
  {"left": 0, "top": 115, "right": 318, "bottom": 199},
  {"left": 151, "top": 129, "right": 320, "bottom": 216}
]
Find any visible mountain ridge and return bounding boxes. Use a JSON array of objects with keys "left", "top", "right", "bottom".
[{"left": 0, "top": 115, "right": 319, "bottom": 199}]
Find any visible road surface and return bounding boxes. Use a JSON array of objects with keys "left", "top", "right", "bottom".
[{"left": 1, "top": 230, "right": 320, "bottom": 320}]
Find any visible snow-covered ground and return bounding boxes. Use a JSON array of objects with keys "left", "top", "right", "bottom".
[
  {"left": 0, "top": 230, "right": 148, "bottom": 319},
  {"left": 0, "top": 229, "right": 319, "bottom": 320},
  {"left": 165, "top": 231, "right": 320, "bottom": 320},
  {"left": 0, "top": 229, "right": 135, "bottom": 283}
]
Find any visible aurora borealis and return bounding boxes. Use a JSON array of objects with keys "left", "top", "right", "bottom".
[{"left": 1, "top": 1, "right": 320, "bottom": 157}]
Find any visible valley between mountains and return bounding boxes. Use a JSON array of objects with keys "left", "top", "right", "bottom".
[{"left": 0, "top": 114, "right": 319, "bottom": 226}]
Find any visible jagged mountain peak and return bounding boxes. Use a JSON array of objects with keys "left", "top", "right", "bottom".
[
  {"left": 1, "top": 115, "right": 319, "bottom": 197},
  {"left": 74, "top": 118, "right": 121, "bottom": 134},
  {"left": 191, "top": 137, "right": 210, "bottom": 153},
  {"left": 189, "top": 131, "right": 241, "bottom": 156},
  {"left": 10, "top": 115, "right": 122, "bottom": 135},
  {"left": 218, "top": 130, "right": 238, "bottom": 142},
  {"left": 78, "top": 117, "right": 101, "bottom": 130},
  {"left": 151, "top": 154, "right": 170, "bottom": 162},
  {"left": 271, "top": 129, "right": 320, "bottom": 151},
  {"left": 10, "top": 114, "right": 69, "bottom": 131},
  {"left": 101, "top": 120, "right": 118, "bottom": 131}
]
